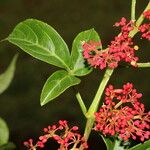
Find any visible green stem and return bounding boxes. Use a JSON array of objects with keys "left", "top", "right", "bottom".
[
  {"left": 137, "top": 62, "right": 150, "bottom": 67},
  {"left": 76, "top": 92, "right": 87, "bottom": 115},
  {"left": 87, "top": 68, "right": 114, "bottom": 116},
  {"left": 114, "top": 101, "right": 123, "bottom": 109},
  {"left": 136, "top": 1, "right": 150, "bottom": 27},
  {"left": 83, "top": 117, "right": 95, "bottom": 141},
  {"left": 83, "top": 68, "right": 114, "bottom": 140},
  {"left": 131, "top": 0, "right": 136, "bottom": 21},
  {"left": 81, "top": 0, "right": 150, "bottom": 144},
  {"left": 129, "top": 1, "right": 150, "bottom": 37}
]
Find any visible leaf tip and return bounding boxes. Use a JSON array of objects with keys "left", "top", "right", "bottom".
[
  {"left": 40, "top": 98, "right": 46, "bottom": 106},
  {"left": 40, "top": 102, "right": 45, "bottom": 106},
  {"left": 40, "top": 96, "right": 49, "bottom": 106}
]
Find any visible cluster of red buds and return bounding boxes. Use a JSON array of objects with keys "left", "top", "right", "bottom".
[
  {"left": 139, "top": 9, "right": 150, "bottom": 40},
  {"left": 24, "top": 120, "right": 88, "bottom": 150},
  {"left": 94, "top": 83, "right": 150, "bottom": 142},
  {"left": 82, "top": 17, "right": 139, "bottom": 70},
  {"left": 143, "top": 9, "right": 150, "bottom": 20}
]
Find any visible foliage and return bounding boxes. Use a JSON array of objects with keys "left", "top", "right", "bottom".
[
  {"left": 0, "top": 54, "right": 18, "bottom": 149},
  {"left": 0, "top": 54, "right": 18, "bottom": 94},
  {"left": 3, "top": 0, "right": 150, "bottom": 149}
]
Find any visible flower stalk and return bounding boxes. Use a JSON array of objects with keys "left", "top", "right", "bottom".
[
  {"left": 129, "top": 1, "right": 150, "bottom": 37},
  {"left": 76, "top": 92, "right": 87, "bottom": 116},
  {"left": 131, "top": 0, "right": 136, "bottom": 21},
  {"left": 82, "top": 0, "right": 150, "bottom": 143},
  {"left": 84, "top": 68, "right": 114, "bottom": 140},
  {"left": 137, "top": 62, "right": 150, "bottom": 67}
]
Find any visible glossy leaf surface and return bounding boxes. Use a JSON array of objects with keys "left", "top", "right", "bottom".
[
  {"left": 7, "top": 19, "right": 71, "bottom": 70},
  {"left": 71, "top": 28, "right": 101, "bottom": 76},
  {"left": 40, "top": 70, "right": 80, "bottom": 106}
]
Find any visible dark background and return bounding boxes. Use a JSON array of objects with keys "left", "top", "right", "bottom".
[{"left": 0, "top": 0, "right": 150, "bottom": 149}]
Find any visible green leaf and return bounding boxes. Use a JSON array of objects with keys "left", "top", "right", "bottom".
[
  {"left": 7, "top": 19, "right": 71, "bottom": 70},
  {"left": 40, "top": 70, "right": 80, "bottom": 106},
  {"left": 0, "top": 142, "right": 16, "bottom": 150},
  {"left": 0, "top": 118, "right": 9, "bottom": 146},
  {"left": 0, "top": 54, "right": 18, "bottom": 94},
  {"left": 101, "top": 136, "right": 116, "bottom": 150},
  {"left": 71, "top": 28, "right": 101, "bottom": 76},
  {"left": 101, "top": 135, "right": 128, "bottom": 150},
  {"left": 128, "top": 140, "right": 150, "bottom": 150}
]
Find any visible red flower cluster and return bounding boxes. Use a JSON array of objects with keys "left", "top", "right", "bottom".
[
  {"left": 143, "top": 9, "right": 150, "bottom": 20},
  {"left": 24, "top": 120, "right": 88, "bottom": 150},
  {"left": 94, "top": 83, "right": 150, "bottom": 141},
  {"left": 139, "top": 9, "right": 150, "bottom": 41},
  {"left": 82, "top": 18, "right": 138, "bottom": 70}
]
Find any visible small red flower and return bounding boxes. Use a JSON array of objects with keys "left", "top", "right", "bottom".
[
  {"left": 24, "top": 120, "right": 88, "bottom": 150},
  {"left": 143, "top": 9, "right": 150, "bottom": 20},
  {"left": 94, "top": 83, "right": 150, "bottom": 142},
  {"left": 82, "top": 18, "right": 138, "bottom": 70},
  {"left": 139, "top": 23, "right": 150, "bottom": 41},
  {"left": 138, "top": 10, "right": 150, "bottom": 40}
]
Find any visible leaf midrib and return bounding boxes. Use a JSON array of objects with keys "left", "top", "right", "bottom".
[
  {"left": 8, "top": 37, "right": 70, "bottom": 70},
  {"left": 72, "top": 29, "right": 93, "bottom": 71},
  {"left": 42, "top": 74, "right": 71, "bottom": 104}
]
